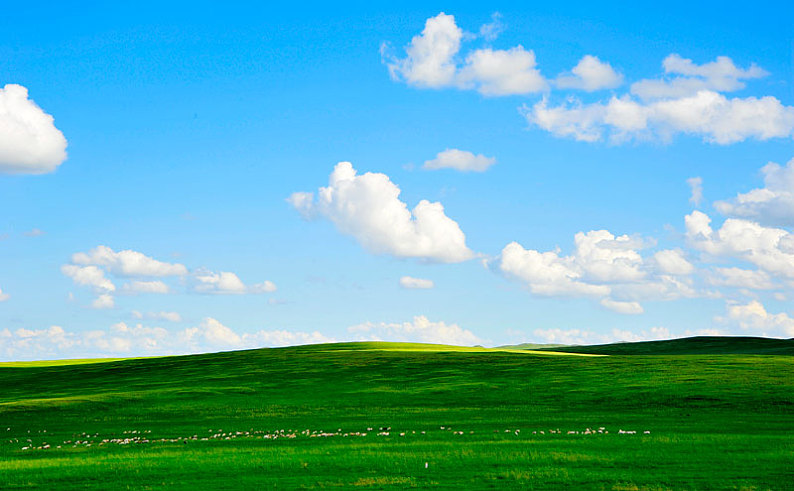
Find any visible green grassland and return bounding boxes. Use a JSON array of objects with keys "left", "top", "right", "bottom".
[{"left": 1, "top": 340, "right": 792, "bottom": 489}]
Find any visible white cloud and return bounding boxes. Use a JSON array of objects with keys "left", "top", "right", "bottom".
[
  {"left": 132, "top": 310, "right": 182, "bottom": 322},
  {"left": 498, "top": 241, "right": 610, "bottom": 297},
  {"left": 653, "top": 249, "right": 694, "bottom": 275},
  {"left": 289, "top": 162, "right": 474, "bottom": 263},
  {"left": 194, "top": 317, "right": 241, "bottom": 348},
  {"left": 385, "top": 13, "right": 547, "bottom": 97},
  {"left": 0, "top": 319, "right": 335, "bottom": 361},
  {"left": 183, "top": 317, "right": 335, "bottom": 350},
  {"left": 531, "top": 326, "right": 671, "bottom": 345},
  {"left": 708, "top": 267, "right": 777, "bottom": 290},
  {"left": 0, "top": 84, "right": 68, "bottom": 174},
  {"left": 687, "top": 177, "right": 703, "bottom": 206},
  {"left": 631, "top": 54, "right": 768, "bottom": 100},
  {"left": 61, "top": 265, "right": 116, "bottom": 292},
  {"left": 91, "top": 294, "right": 115, "bottom": 309},
  {"left": 0, "top": 326, "right": 78, "bottom": 359},
  {"left": 714, "top": 158, "right": 794, "bottom": 226},
  {"left": 530, "top": 328, "right": 603, "bottom": 345},
  {"left": 349, "top": 315, "right": 481, "bottom": 346},
  {"left": 191, "top": 269, "right": 276, "bottom": 295},
  {"left": 94, "top": 322, "right": 171, "bottom": 353},
  {"left": 525, "top": 90, "right": 794, "bottom": 144},
  {"left": 573, "top": 230, "right": 646, "bottom": 282},
  {"left": 525, "top": 97, "right": 607, "bottom": 142},
  {"left": 122, "top": 280, "right": 170, "bottom": 294},
  {"left": 384, "top": 12, "right": 463, "bottom": 88},
  {"left": 496, "top": 227, "right": 705, "bottom": 311},
  {"left": 686, "top": 211, "right": 794, "bottom": 278},
  {"left": 458, "top": 46, "right": 546, "bottom": 96},
  {"left": 193, "top": 270, "right": 246, "bottom": 294},
  {"left": 611, "top": 274, "right": 699, "bottom": 303},
  {"left": 556, "top": 55, "right": 623, "bottom": 91},
  {"left": 23, "top": 228, "right": 45, "bottom": 237},
  {"left": 0, "top": 288, "right": 8, "bottom": 302},
  {"left": 286, "top": 192, "right": 315, "bottom": 219},
  {"left": 249, "top": 280, "right": 278, "bottom": 293},
  {"left": 399, "top": 276, "right": 434, "bottom": 289},
  {"left": 71, "top": 245, "right": 188, "bottom": 277},
  {"left": 61, "top": 264, "right": 117, "bottom": 310},
  {"left": 478, "top": 12, "right": 503, "bottom": 41},
  {"left": 423, "top": 148, "right": 496, "bottom": 172},
  {"left": 242, "top": 329, "right": 335, "bottom": 348},
  {"left": 600, "top": 298, "right": 644, "bottom": 314},
  {"left": 64, "top": 246, "right": 275, "bottom": 299},
  {"left": 497, "top": 230, "right": 648, "bottom": 298},
  {"left": 721, "top": 300, "right": 794, "bottom": 337}
]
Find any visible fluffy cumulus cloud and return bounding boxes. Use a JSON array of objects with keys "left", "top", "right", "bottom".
[
  {"left": 496, "top": 229, "right": 699, "bottom": 313},
  {"left": 288, "top": 162, "right": 474, "bottom": 263},
  {"left": 652, "top": 249, "right": 694, "bottom": 276},
  {"left": 349, "top": 315, "right": 481, "bottom": 346},
  {"left": 720, "top": 300, "right": 794, "bottom": 337},
  {"left": 499, "top": 229, "right": 650, "bottom": 293},
  {"left": 399, "top": 276, "right": 434, "bottom": 289},
  {"left": 0, "top": 84, "right": 68, "bottom": 174},
  {"left": 458, "top": 46, "right": 546, "bottom": 96},
  {"left": 71, "top": 246, "right": 187, "bottom": 277},
  {"left": 555, "top": 55, "right": 623, "bottom": 91},
  {"left": 685, "top": 211, "right": 794, "bottom": 278},
  {"left": 385, "top": 17, "right": 791, "bottom": 145},
  {"left": 384, "top": 12, "right": 463, "bottom": 88},
  {"left": 526, "top": 90, "right": 794, "bottom": 144},
  {"left": 0, "top": 326, "right": 79, "bottom": 360},
  {"left": 498, "top": 242, "right": 610, "bottom": 297},
  {"left": 63, "top": 246, "right": 276, "bottom": 307},
  {"left": 631, "top": 54, "right": 768, "bottom": 100},
  {"left": 0, "top": 319, "right": 336, "bottom": 361},
  {"left": 423, "top": 148, "right": 496, "bottom": 172},
  {"left": 61, "top": 265, "right": 116, "bottom": 293},
  {"left": 191, "top": 269, "right": 276, "bottom": 295},
  {"left": 525, "top": 53, "right": 793, "bottom": 144},
  {"left": 573, "top": 230, "right": 646, "bottom": 282},
  {"left": 182, "top": 318, "right": 335, "bottom": 351},
  {"left": 714, "top": 158, "right": 794, "bottom": 226},
  {"left": 531, "top": 326, "right": 674, "bottom": 345},
  {"left": 384, "top": 13, "right": 546, "bottom": 96},
  {"left": 91, "top": 294, "right": 115, "bottom": 309}
]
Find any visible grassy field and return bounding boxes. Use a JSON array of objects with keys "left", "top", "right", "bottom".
[{"left": 1, "top": 340, "right": 792, "bottom": 489}]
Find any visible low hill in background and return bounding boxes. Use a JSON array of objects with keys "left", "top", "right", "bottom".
[{"left": 532, "top": 336, "right": 794, "bottom": 355}]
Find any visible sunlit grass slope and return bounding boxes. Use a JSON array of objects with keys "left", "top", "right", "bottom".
[
  {"left": 535, "top": 335, "right": 794, "bottom": 355},
  {"left": 1, "top": 341, "right": 792, "bottom": 489}
]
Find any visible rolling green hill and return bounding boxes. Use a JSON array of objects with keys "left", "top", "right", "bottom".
[
  {"left": 1, "top": 341, "right": 792, "bottom": 489},
  {"left": 534, "top": 335, "right": 794, "bottom": 355}
]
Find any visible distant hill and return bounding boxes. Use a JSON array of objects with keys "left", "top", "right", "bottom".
[
  {"left": 498, "top": 342, "right": 568, "bottom": 350},
  {"left": 533, "top": 336, "right": 794, "bottom": 355}
]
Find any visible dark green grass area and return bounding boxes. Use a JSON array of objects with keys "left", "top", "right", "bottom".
[
  {"left": 1, "top": 341, "right": 792, "bottom": 489},
  {"left": 536, "top": 336, "right": 794, "bottom": 355}
]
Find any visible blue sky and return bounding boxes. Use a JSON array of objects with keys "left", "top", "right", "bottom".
[{"left": 1, "top": 1, "right": 793, "bottom": 360}]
